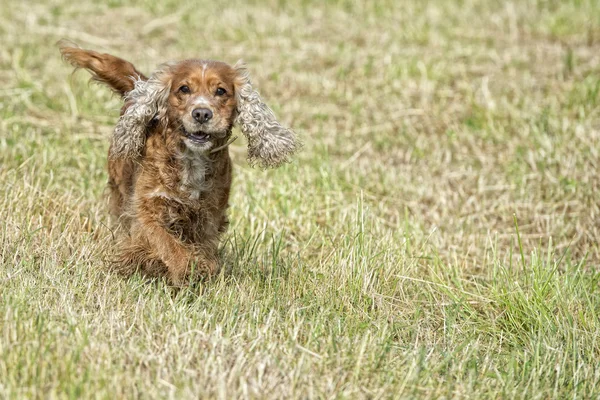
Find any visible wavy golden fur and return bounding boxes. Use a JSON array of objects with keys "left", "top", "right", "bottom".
[{"left": 59, "top": 41, "right": 299, "bottom": 285}]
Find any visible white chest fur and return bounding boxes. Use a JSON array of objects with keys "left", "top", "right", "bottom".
[{"left": 178, "top": 149, "right": 212, "bottom": 200}]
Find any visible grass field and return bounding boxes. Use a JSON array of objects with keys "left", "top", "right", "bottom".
[{"left": 1, "top": 0, "right": 600, "bottom": 398}]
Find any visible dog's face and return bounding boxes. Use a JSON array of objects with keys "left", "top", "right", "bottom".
[
  {"left": 59, "top": 43, "right": 299, "bottom": 166},
  {"left": 104, "top": 56, "right": 298, "bottom": 166},
  {"left": 166, "top": 60, "right": 238, "bottom": 152}
]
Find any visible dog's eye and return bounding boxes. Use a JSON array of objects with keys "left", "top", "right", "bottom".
[
  {"left": 178, "top": 85, "right": 190, "bottom": 94},
  {"left": 215, "top": 87, "right": 226, "bottom": 96}
]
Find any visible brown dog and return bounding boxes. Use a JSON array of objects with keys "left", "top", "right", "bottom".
[{"left": 59, "top": 42, "right": 299, "bottom": 285}]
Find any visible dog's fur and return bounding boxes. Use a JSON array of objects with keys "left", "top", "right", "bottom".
[{"left": 59, "top": 42, "right": 299, "bottom": 285}]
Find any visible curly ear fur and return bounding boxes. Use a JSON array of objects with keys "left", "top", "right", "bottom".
[
  {"left": 110, "top": 66, "right": 172, "bottom": 160},
  {"left": 234, "top": 61, "right": 300, "bottom": 168}
]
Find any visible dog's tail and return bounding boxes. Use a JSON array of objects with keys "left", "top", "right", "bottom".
[{"left": 58, "top": 40, "right": 147, "bottom": 97}]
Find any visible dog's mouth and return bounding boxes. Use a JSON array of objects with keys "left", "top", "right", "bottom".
[{"left": 183, "top": 129, "right": 211, "bottom": 144}]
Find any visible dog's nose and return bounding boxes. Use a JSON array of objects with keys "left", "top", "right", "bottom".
[{"left": 192, "top": 108, "right": 213, "bottom": 123}]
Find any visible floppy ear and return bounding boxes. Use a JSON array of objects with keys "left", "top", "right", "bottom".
[
  {"left": 234, "top": 61, "right": 300, "bottom": 168},
  {"left": 109, "top": 67, "right": 172, "bottom": 160}
]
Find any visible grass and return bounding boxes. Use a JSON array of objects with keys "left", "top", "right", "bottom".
[{"left": 1, "top": 0, "right": 600, "bottom": 398}]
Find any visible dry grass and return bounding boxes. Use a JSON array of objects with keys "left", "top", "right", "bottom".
[{"left": 1, "top": 0, "right": 600, "bottom": 398}]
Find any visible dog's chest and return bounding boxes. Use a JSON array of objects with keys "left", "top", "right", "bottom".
[{"left": 178, "top": 151, "right": 212, "bottom": 200}]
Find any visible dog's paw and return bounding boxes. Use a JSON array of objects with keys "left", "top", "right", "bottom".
[{"left": 167, "top": 255, "right": 220, "bottom": 286}]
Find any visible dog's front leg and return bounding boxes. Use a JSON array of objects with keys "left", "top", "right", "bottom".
[
  {"left": 133, "top": 198, "right": 192, "bottom": 285},
  {"left": 136, "top": 198, "right": 219, "bottom": 285},
  {"left": 139, "top": 219, "right": 193, "bottom": 286}
]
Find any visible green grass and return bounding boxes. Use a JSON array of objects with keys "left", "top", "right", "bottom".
[{"left": 1, "top": 0, "right": 600, "bottom": 398}]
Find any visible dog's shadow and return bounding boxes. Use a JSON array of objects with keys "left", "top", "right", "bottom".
[
  {"left": 218, "top": 230, "right": 293, "bottom": 283},
  {"left": 101, "top": 229, "right": 294, "bottom": 300},
  {"left": 138, "top": 230, "right": 294, "bottom": 299}
]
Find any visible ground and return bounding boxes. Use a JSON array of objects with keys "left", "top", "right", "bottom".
[{"left": 1, "top": 0, "right": 600, "bottom": 398}]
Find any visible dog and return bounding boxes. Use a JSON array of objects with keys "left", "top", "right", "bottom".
[{"left": 59, "top": 42, "right": 299, "bottom": 286}]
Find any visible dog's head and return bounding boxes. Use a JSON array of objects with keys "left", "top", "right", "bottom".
[{"left": 112, "top": 59, "right": 299, "bottom": 167}]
